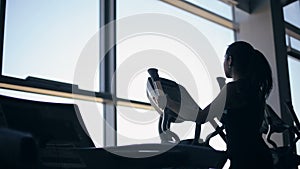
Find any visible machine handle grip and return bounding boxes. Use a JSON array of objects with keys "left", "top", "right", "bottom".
[
  {"left": 148, "top": 68, "right": 164, "bottom": 96},
  {"left": 148, "top": 68, "right": 160, "bottom": 81}
]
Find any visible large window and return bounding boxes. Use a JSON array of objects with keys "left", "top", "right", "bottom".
[
  {"left": 288, "top": 56, "right": 300, "bottom": 155},
  {"left": 1, "top": 0, "right": 100, "bottom": 91},
  {"left": 284, "top": 0, "right": 300, "bottom": 51},
  {"left": 288, "top": 56, "right": 300, "bottom": 116},
  {"left": 1, "top": 0, "right": 234, "bottom": 154},
  {"left": 0, "top": 0, "right": 105, "bottom": 147},
  {"left": 284, "top": 0, "right": 300, "bottom": 157},
  {"left": 116, "top": 0, "right": 234, "bottom": 151},
  {"left": 284, "top": 0, "right": 300, "bottom": 120}
]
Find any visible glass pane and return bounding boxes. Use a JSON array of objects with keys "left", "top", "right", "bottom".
[
  {"left": 117, "top": 106, "right": 195, "bottom": 145},
  {"left": 283, "top": 1, "right": 300, "bottom": 28},
  {"left": 74, "top": 99, "right": 104, "bottom": 147},
  {"left": 117, "top": 106, "right": 161, "bottom": 145},
  {"left": 287, "top": 56, "right": 300, "bottom": 154},
  {"left": 183, "top": 0, "right": 233, "bottom": 20},
  {"left": 117, "top": 105, "right": 226, "bottom": 151},
  {"left": 116, "top": 0, "right": 233, "bottom": 151},
  {"left": 116, "top": 0, "right": 234, "bottom": 104},
  {"left": 291, "top": 37, "right": 300, "bottom": 50},
  {"left": 0, "top": 89, "right": 104, "bottom": 147},
  {"left": 2, "top": 0, "right": 100, "bottom": 91},
  {"left": 286, "top": 35, "right": 300, "bottom": 50}
]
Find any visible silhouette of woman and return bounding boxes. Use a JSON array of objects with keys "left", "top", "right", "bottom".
[
  {"left": 218, "top": 41, "right": 274, "bottom": 169},
  {"left": 156, "top": 41, "right": 274, "bottom": 169}
]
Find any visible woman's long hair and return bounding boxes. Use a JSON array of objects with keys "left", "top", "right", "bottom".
[{"left": 226, "top": 41, "right": 273, "bottom": 99}]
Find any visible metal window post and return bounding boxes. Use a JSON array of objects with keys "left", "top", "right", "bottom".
[{"left": 100, "top": 0, "right": 117, "bottom": 147}]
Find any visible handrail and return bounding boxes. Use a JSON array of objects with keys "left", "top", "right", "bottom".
[{"left": 0, "top": 82, "right": 154, "bottom": 110}]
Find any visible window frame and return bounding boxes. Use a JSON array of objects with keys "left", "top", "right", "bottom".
[{"left": 281, "top": 0, "right": 300, "bottom": 148}]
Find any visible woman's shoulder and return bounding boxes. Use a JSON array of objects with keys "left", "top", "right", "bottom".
[
  {"left": 224, "top": 79, "right": 254, "bottom": 109},
  {"left": 226, "top": 79, "right": 251, "bottom": 92}
]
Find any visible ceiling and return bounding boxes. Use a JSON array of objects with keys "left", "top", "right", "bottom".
[{"left": 234, "top": 0, "right": 298, "bottom": 13}]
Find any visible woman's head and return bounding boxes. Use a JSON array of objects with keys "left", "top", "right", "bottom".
[
  {"left": 224, "top": 41, "right": 273, "bottom": 99},
  {"left": 224, "top": 41, "right": 255, "bottom": 78}
]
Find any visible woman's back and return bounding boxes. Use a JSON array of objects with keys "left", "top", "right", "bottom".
[{"left": 221, "top": 79, "right": 273, "bottom": 169}]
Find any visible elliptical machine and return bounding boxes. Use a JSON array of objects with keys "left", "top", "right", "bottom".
[
  {"left": 147, "top": 68, "right": 300, "bottom": 169},
  {"left": 146, "top": 68, "right": 227, "bottom": 169},
  {"left": 261, "top": 102, "right": 300, "bottom": 169}
]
